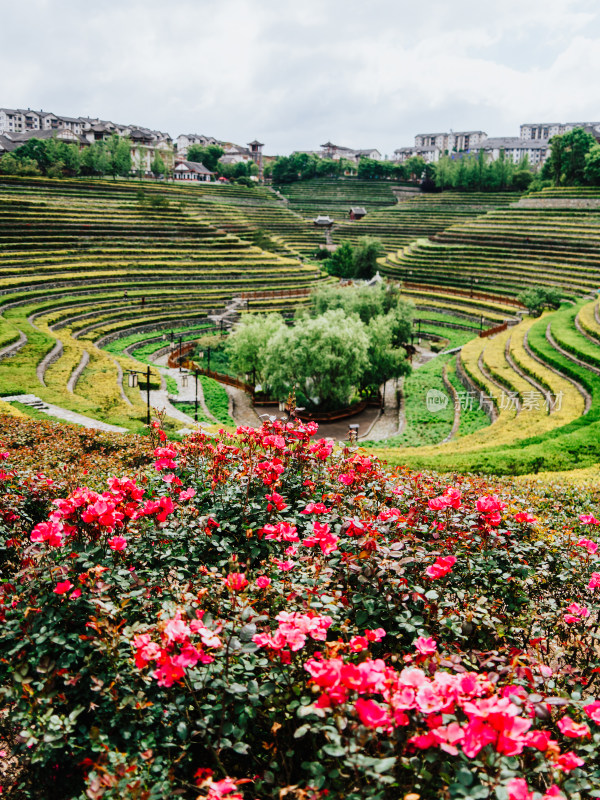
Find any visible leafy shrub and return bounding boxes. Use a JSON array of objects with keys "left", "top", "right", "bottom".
[{"left": 2, "top": 417, "right": 600, "bottom": 798}]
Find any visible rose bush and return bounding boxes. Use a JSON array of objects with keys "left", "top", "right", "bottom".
[{"left": 1, "top": 417, "right": 600, "bottom": 799}]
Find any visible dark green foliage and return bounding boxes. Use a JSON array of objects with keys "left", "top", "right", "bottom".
[
  {"left": 324, "top": 241, "right": 355, "bottom": 278},
  {"left": 187, "top": 144, "right": 224, "bottom": 172},
  {"left": 432, "top": 149, "right": 535, "bottom": 192},
  {"left": 517, "top": 285, "right": 562, "bottom": 316},
  {"left": 271, "top": 153, "right": 355, "bottom": 184},
  {"left": 0, "top": 134, "right": 133, "bottom": 179},
  {"left": 325, "top": 237, "right": 385, "bottom": 280},
  {"left": 544, "top": 128, "right": 598, "bottom": 186}
]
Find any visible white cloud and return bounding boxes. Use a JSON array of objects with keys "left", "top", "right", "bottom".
[{"left": 0, "top": 0, "right": 599, "bottom": 154}]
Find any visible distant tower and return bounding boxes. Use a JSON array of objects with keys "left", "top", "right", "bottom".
[{"left": 247, "top": 140, "right": 264, "bottom": 179}]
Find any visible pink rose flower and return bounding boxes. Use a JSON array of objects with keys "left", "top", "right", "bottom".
[
  {"left": 54, "top": 580, "right": 74, "bottom": 595},
  {"left": 108, "top": 535, "right": 127, "bottom": 551}
]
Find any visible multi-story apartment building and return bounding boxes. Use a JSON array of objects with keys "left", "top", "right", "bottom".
[
  {"left": 0, "top": 106, "right": 175, "bottom": 175},
  {"left": 413, "top": 130, "right": 487, "bottom": 154},
  {"left": 520, "top": 121, "right": 600, "bottom": 139},
  {"left": 292, "top": 143, "right": 382, "bottom": 163},
  {"left": 397, "top": 131, "right": 488, "bottom": 163},
  {"left": 393, "top": 145, "right": 439, "bottom": 164},
  {"left": 175, "top": 133, "right": 220, "bottom": 158},
  {"left": 470, "top": 137, "right": 549, "bottom": 166}
]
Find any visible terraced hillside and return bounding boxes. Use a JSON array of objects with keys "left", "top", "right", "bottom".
[
  {"left": 0, "top": 176, "right": 325, "bottom": 431},
  {"left": 275, "top": 177, "right": 401, "bottom": 219},
  {"left": 375, "top": 298, "right": 600, "bottom": 475},
  {"left": 381, "top": 188, "right": 600, "bottom": 296},
  {"left": 398, "top": 284, "right": 522, "bottom": 349},
  {"left": 334, "top": 192, "right": 521, "bottom": 253}
]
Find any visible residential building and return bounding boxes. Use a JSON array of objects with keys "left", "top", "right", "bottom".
[
  {"left": 409, "top": 131, "right": 488, "bottom": 160},
  {"left": 319, "top": 142, "right": 381, "bottom": 162},
  {"left": 520, "top": 121, "right": 600, "bottom": 140},
  {"left": 0, "top": 127, "right": 88, "bottom": 156},
  {"left": 394, "top": 145, "right": 439, "bottom": 164},
  {"left": 176, "top": 133, "right": 220, "bottom": 158},
  {"left": 219, "top": 143, "right": 253, "bottom": 164},
  {"left": 173, "top": 160, "right": 214, "bottom": 182},
  {"left": 395, "top": 126, "right": 562, "bottom": 166},
  {"left": 470, "top": 137, "right": 549, "bottom": 166}
]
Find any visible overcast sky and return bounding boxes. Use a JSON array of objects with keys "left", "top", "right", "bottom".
[{"left": 1, "top": 0, "right": 600, "bottom": 156}]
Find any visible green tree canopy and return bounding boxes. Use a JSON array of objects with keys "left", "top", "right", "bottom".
[
  {"left": 324, "top": 242, "right": 355, "bottom": 279},
  {"left": 431, "top": 150, "right": 534, "bottom": 192},
  {"left": 361, "top": 314, "right": 412, "bottom": 395},
  {"left": 263, "top": 309, "right": 369, "bottom": 409},
  {"left": 545, "top": 128, "right": 597, "bottom": 186},
  {"left": 309, "top": 282, "right": 412, "bottom": 333},
  {"left": 584, "top": 144, "right": 600, "bottom": 185},
  {"left": 324, "top": 238, "right": 385, "bottom": 281},
  {"left": 108, "top": 135, "right": 132, "bottom": 178},
  {"left": 226, "top": 313, "right": 286, "bottom": 385},
  {"left": 150, "top": 153, "right": 166, "bottom": 177},
  {"left": 517, "top": 286, "right": 562, "bottom": 317},
  {"left": 353, "top": 237, "right": 385, "bottom": 280},
  {"left": 187, "top": 144, "right": 224, "bottom": 172}
]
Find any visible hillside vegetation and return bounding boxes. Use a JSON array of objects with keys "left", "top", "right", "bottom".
[
  {"left": 3, "top": 414, "right": 600, "bottom": 799},
  {"left": 0, "top": 176, "right": 326, "bottom": 430}
]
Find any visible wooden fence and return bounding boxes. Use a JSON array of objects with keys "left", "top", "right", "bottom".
[
  {"left": 184, "top": 364, "right": 253, "bottom": 394},
  {"left": 403, "top": 282, "right": 525, "bottom": 309},
  {"left": 239, "top": 288, "right": 312, "bottom": 301},
  {"left": 167, "top": 341, "right": 196, "bottom": 369},
  {"left": 479, "top": 321, "right": 508, "bottom": 339}
]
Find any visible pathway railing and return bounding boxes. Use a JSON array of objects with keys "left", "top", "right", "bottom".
[
  {"left": 479, "top": 321, "right": 508, "bottom": 339},
  {"left": 239, "top": 288, "right": 312, "bottom": 301}
]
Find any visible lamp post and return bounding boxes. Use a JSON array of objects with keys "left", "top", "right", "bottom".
[
  {"left": 413, "top": 317, "right": 421, "bottom": 345},
  {"left": 178, "top": 336, "right": 183, "bottom": 372},
  {"left": 128, "top": 365, "right": 152, "bottom": 425}
]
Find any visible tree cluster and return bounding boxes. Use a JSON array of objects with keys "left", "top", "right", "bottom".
[
  {"left": 186, "top": 145, "right": 259, "bottom": 184},
  {"left": 432, "top": 150, "right": 534, "bottom": 192},
  {"left": 268, "top": 152, "right": 433, "bottom": 185},
  {"left": 268, "top": 152, "right": 357, "bottom": 183},
  {"left": 227, "top": 284, "right": 413, "bottom": 410},
  {"left": 186, "top": 144, "right": 224, "bottom": 172},
  {"left": 217, "top": 160, "right": 259, "bottom": 182},
  {"left": 517, "top": 286, "right": 562, "bottom": 317},
  {"left": 324, "top": 237, "right": 385, "bottom": 280},
  {"left": 539, "top": 127, "right": 600, "bottom": 186},
  {"left": 0, "top": 134, "right": 133, "bottom": 179}
]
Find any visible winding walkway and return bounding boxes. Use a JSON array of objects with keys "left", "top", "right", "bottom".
[
  {"left": 141, "top": 354, "right": 218, "bottom": 430},
  {"left": 66, "top": 351, "right": 89, "bottom": 394},
  {"left": 440, "top": 363, "right": 460, "bottom": 442},
  {"left": 545, "top": 323, "right": 600, "bottom": 377},
  {"left": 1, "top": 394, "right": 127, "bottom": 433},
  {"left": 522, "top": 329, "right": 591, "bottom": 414},
  {"left": 36, "top": 341, "right": 63, "bottom": 387},
  {"left": 0, "top": 331, "right": 27, "bottom": 362}
]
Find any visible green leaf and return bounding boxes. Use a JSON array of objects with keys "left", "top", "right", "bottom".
[
  {"left": 176, "top": 722, "right": 188, "bottom": 740},
  {"left": 322, "top": 744, "right": 345, "bottom": 757},
  {"left": 371, "top": 757, "right": 396, "bottom": 773}
]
